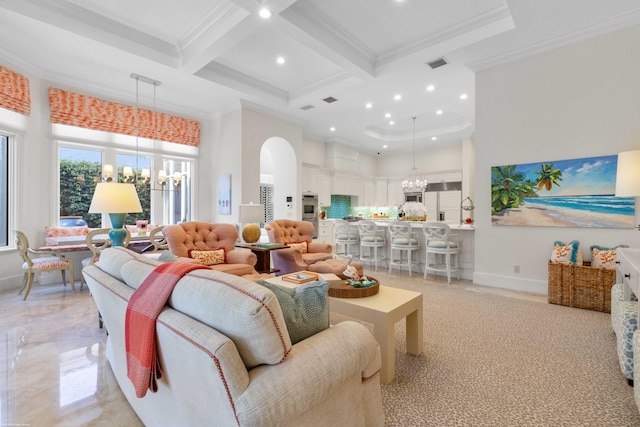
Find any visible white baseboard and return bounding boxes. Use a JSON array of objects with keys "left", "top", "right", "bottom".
[
  {"left": 0, "top": 274, "right": 22, "bottom": 293},
  {"left": 473, "top": 271, "right": 547, "bottom": 295}
]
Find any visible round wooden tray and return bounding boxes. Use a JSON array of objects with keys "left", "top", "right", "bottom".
[{"left": 327, "top": 274, "right": 379, "bottom": 298}]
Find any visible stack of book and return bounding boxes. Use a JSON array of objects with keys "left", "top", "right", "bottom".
[{"left": 281, "top": 271, "right": 319, "bottom": 284}]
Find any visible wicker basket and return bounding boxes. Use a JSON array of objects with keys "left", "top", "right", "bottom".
[{"left": 548, "top": 261, "right": 617, "bottom": 313}]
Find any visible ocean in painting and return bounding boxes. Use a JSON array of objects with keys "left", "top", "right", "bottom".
[
  {"left": 511, "top": 195, "right": 637, "bottom": 228},
  {"left": 523, "top": 195, "right": 634, "bottom": 216}
]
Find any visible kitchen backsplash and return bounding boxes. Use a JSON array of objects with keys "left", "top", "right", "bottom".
[{"left": 321, "top": 195, "right": 397, "bottom": 219}]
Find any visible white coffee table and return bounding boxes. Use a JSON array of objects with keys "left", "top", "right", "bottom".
[{"left": 266, "top": 274, "right": 424, "bottom": 383}]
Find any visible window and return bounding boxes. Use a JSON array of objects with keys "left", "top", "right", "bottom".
[
  {"left": 58, "top": 140, "right": 195, "bottom": 228},
  {"left": 59, "top": 146, "right": 103, "bottom": 228},
  {"left": 116, "top": 152, "right": 151, "bottom": 224},
  {"left": 0, "top": 134, "right": 8, "bottom": 246}
]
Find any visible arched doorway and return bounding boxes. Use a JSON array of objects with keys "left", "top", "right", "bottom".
[{"left": 260, "top": 137, "right": 297, "bottom": 223}]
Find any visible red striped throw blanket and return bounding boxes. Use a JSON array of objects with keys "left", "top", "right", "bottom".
[{"left": 125, "top": 262, "right": 209, "bottom": 398}]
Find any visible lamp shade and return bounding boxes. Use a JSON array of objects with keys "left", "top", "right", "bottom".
[
  {"left": 239, "top": 203, "right": 265, "bottom": 224},
  {"left": 615, "top": 150, "right": 640, "bottom": 197},
  {"left": 89, "top": 183, "right": 143, "bottom": 214}
]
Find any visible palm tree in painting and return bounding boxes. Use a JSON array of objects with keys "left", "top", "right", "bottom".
[
  {"left": 491, "top": 165, "right": 528, "bottom": 213},
  {"left": 535, "top": 162, "right": 563, "bottom": 191}
]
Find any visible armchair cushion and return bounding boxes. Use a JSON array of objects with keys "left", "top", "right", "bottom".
[
  {"left": 188, "top": 248, "right": 225, "bottom": 265},
  {"left": 287, "top": 241, "right": 308, "bottom": 253}
]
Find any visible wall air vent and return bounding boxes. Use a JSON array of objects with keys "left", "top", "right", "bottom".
[
  {"left": 323, "top": 97, "right": 338, "bottom": 103},
  {"left": 427, "top": 57, "right": 448, "bottom": 69},
  {"left": 300, "top": 104, "right": 315, "bottom": 111}
]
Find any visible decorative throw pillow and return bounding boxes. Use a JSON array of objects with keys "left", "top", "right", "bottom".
[
  {"left": 550, "top": 240, "right": 583, "bottom": 266},
  {"left": 189, "top": 248, "right": 225, "bottom": 265},
  {"left": 591, "top": 244, "right": 628, "bottom": 269},
  {"left": 257, "top": 279, "right": 329, "bottom": 344},
  {"left": 287, "top": 241, "right": 308, "bottom": 254},
  {"left": 158, "top": 250, "right": 178, "bottom": 262}
]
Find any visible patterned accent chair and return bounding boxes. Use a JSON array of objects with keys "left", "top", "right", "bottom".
[
  {"left": 163, "top": 222, "right": 258, "bottom": 276},
  {"left": 265, "top": 219, "right": 333, "bottom": 275},
  {"left": 14, "top": 230, "right": 75, "bottom": 300}
]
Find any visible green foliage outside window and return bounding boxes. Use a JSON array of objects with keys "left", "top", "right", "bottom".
[{"left": 60, "top": 159, "right": 151, "bottom": 227}]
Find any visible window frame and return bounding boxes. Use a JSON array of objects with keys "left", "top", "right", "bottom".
[
  {"left": 0, "top": 130, "right": 17, "bottom": 252},
  {"left": 56, "top": 135, "right": 196, "bottom": 228}
]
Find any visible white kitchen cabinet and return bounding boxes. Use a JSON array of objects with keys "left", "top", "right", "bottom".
[
  {"left": 443, "top": 172, "right": 463, "bottom": 182},
  {"left": 301, "top": 166, "right": 320, "bottom": 193},
  {"left": 388, "top": 180, "right": 404, "bottom": 206},
  {"left": 333, "top": 173, "right": 361, "bottom": 197},
  {"left": 375, "top": 178, "right": 388, "bottom": 207},
  {"left": 319, "top": 174, "right": 331, "bottom": 206},
  {"left": 316, "top": 220, "right": 335, "bottom": 250},
  {"left": 361, "top": 179, "right": 375, "bottom": 206}
]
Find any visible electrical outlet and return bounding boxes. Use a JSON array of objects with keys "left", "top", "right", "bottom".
[{"left": 513, "top": 265, "right": 520, "bottom": 274}]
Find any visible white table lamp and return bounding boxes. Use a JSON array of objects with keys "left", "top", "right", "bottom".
[{"left": 89, "top": 183, "right": 143, "bottom": 246}]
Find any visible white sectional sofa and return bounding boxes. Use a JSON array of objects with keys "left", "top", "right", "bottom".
[{"left": 82, "top": 247, "right": 384, "bottom": 426}]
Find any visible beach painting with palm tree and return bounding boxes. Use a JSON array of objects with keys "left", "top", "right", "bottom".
[{"left": 491, "top": 155, "right": 635, "bottom": 228}]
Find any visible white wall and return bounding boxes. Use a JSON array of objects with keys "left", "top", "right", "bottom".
[
  {"left": 301, "top": 138, "right": 325, "bottom": 167},
  {"left": 474, "top": 24, "right": 640, "bottom": 294},
  {"left": 240, "top": 107, "right": 303, "bottom": 217}
]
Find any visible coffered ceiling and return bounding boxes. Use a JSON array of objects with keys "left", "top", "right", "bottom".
[{"left": 0, "top": 0, "right": 639, "bottom": 154}]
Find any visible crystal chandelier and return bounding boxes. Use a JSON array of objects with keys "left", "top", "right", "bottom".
[{"left": 401, "top": 116, "right": 427, "bottom": 192}]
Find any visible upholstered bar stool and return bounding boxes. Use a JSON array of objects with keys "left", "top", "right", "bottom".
[
  {"left": 334, "top": 219, "right": 360, "bottom": 258},
  {"left": 358, "top": 220, "right": 386, "bottom": 272},
  {"left": 388, "top": 221, "right": 420, "bottom": 277},
  {"left": 423, "top": 222, "right": 460, "bottom": 284}
]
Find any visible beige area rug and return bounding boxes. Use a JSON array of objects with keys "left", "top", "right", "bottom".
[{"left": 331, "top": 271, "right": 640, "bottom": 427}]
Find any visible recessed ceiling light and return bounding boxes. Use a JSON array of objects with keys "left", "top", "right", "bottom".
[
  {"left": 330, "top": 127, "right": 336, "bottom": 132},
  {"left": 460, "top": 93, "right": 468, "bottom": 100},
  {"left": 383, "top": 145, "right": 388, "bottom": 148},
  {"left": 365, "top": 102, "right": 373, "bottom": 109},
  {"left": 394, "top": 94, "right": 402, "bottom": 101},
  {"left": 432, "top": 137, "right": 437, "bottom": 141},
  {"left": 259, "top": 8, "right": 272, "bottom": 19},
  {"left": 436, "top": 109, "right": 443, "bottom": 115},
  {"left": 276, "top": 56, "right": 285, "bottom": 65},
  {"left": 389, "top": 121, "right": 395, "bottom": 125},
  {"left": 385, "top": 113, "right": 391, "bottom": 118},
  {"left": 426, "top": 85, "right": 435, "bottom": 92}
]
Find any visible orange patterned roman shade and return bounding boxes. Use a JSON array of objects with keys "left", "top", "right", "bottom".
[
  {"left": 49, "top": 87, "right": 200, "bottom": 147},
  {"left": 0, "top": 66, "right": 31, "bottom": 115}
]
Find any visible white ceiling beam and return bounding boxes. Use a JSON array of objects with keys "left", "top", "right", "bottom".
[
  {"left": 278, "top": 2, "right": 376, "bottom": 81},
  {"left": 0, "top": 0, "right": 180, "bottom": 67}
]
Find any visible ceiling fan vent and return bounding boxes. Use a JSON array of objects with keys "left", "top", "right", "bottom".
[
  {"left": 322, "top": 96, "right": 338, "bottom": 103},
  {"left": 300, "top": 104, "right": 315, "bottom": 111},
  {"left": 427, "top": 57, "right": 448, "bottom": 69}
]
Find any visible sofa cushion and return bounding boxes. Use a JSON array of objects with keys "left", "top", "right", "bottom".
[
  {"left": 45, "top": 225, "right": 89, "bottom": 246},
  {"left": 98, "top": 248, "right": 292, "bottom": 369},
  {"left": 258, "top": 279, "right": 330, "bottom": 344}
]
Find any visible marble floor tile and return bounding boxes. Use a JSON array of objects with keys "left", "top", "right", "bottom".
[{"left": 0, "top": 282, "right": 142, "bottom": 427}]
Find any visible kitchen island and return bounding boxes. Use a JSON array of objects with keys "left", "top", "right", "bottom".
[{"left": 316, "top": 219, "right": 474, "bottom": 280}]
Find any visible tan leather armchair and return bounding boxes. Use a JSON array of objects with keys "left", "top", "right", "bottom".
[
  {"left": 164, "top": 222, "right": 258, "bottom": 276},
  {"left": 265, "top": 219, "right": 333, "bottom": 275}
]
